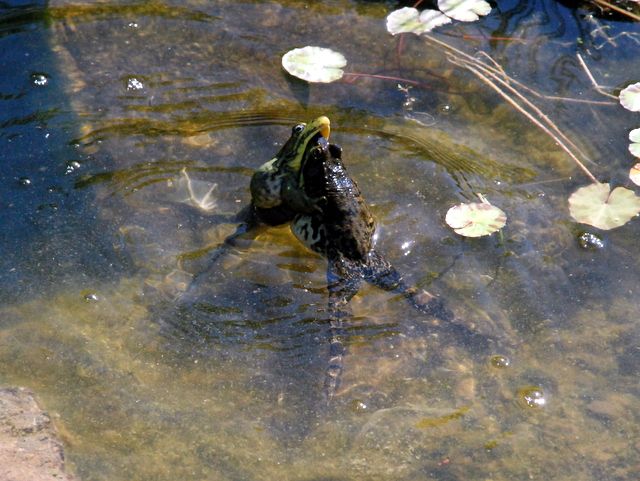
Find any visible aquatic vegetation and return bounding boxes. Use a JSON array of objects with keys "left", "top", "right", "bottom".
[
  {"left": 445, "top": 199, "right": 506, "bottom": 237},
  {"left": 568, "top": 183, "right": 640, "bottom": 230},
  {"left": 619, "top": 82, "right": 640, "bottom": 112},
  {"left": 385, "top": 7, "right": 451, "bottom": 35},
  {"left": 437, "top": 0, "right": 492, "bottom": 22},
  {"left": 281, "top": 46, "right": 347, "bottom": 83}
]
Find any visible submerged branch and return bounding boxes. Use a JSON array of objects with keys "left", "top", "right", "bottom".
[
  {"left": 576, "top": 53, "right": 619, "bottom": 100},
  {"left": 590, "top": 0, "right": 640, "bottom": 22},
  {"left": 422, "top": 34, "right": 600, "bottom": 184}
]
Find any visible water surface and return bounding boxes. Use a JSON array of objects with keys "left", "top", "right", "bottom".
[{"left": 1, "top": 1, "right": 639, "bottom": 480}]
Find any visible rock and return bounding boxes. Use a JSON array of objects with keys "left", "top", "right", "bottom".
[{"left": 0, "top": 387, "right": 78, "bottom": 481}]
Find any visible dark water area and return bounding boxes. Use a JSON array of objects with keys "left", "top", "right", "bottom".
[{"left": 1, "top": 1, "right": 639, "bottom": 480}]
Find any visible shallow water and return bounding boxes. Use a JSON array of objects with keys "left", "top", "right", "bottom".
[{"left": 1, "top": 1, "right": 639, "bottom": 480}]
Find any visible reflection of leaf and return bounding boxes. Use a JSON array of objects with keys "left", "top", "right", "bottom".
[
  {"left": 629, "top": 128, "right": 640, "bottom": 158},
  {"left": 445, "top": 202, "right": 506, "bottom": 237},
  {"left": 438, "top": 0, "right": 491, "bottom": 21},
  {"left": 620, "top": 82, "right": 640, "bottom": 112},
  {"left": 386, "top": 7, "right": 451, "bottom": 35},
  {"left": 281, "top": 46, "right": 346, "bottom": 83},
  {"left": 568, "top": 183, "right": 640, "bottom": 230},
  {"left": 630, "top": 163, "right": 640, "bottom": 187},
  {"left": 176, "top": 168, "right": 217, "bottom": 212}
]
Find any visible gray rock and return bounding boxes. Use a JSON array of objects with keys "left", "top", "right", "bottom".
[{"left": 0, "top": 387, "right": 77, "bottom": 481}]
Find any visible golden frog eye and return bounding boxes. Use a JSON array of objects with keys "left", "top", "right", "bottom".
[{"left": 292, "top": 124, "right": 305, "bottom": 135}]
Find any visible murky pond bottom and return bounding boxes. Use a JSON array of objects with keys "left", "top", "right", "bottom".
[{"left": 1, "top": 0, "right": 639, "bottom": 480}]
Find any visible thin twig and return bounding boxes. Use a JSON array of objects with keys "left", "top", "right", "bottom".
[
  {"left": 576, "top": 53, "right": 618, "bottom": 100},
  {"left": 591, "top": 0, "right": 640, "bottom": 22},
  {"left": 452, "top": 54, "right": 595, "bottom": 166},
  {"left": 424, "top": 36, "right": 595, "bottom": 165},
  {"left": 476, "top": 51, "right": 617, "bottom": 105},
  {"left": 449, "top": 57, "right": 598, "bottom": 183},
  {"left": 342, "top": 72, "right": 432, "bottom": 89}
]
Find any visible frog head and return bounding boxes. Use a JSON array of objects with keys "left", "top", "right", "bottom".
[{"left": 250, "top": 116, "right": 330, "bottom": 211}]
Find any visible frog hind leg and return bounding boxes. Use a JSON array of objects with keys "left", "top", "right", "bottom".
[
  {"left": 362, "top": 250, "right": 454, "bottom": 322},
  {"left": 363, "top": 250, "right": 494, "bottom": 353},
  {"left": 323, "top": 256, "right": 361, "bottom": 403}
]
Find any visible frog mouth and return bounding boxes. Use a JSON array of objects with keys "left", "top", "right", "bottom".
[{"left": 312, "top": 115, "right": 331, "bottom": 141}]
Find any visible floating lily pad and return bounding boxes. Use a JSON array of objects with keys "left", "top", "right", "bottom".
[
  {"left": 568, "top": 182, "right": 640, "bottom": 230},
  {"left": 630, "top": 163, "right": 640, "bottom": 187},
  {"left": 438, "top": 0, "right": 492, "bottom": 22},
  {"left": 620, "top": 82, "right": 640, "bottom": 112},
  {"left": 445, "top": 202, "right": 506, "bottom": 237},
  {"left": 386, "top": 7, "right": 451, "bottom": 36},
  {"left": 629, "top": 128, "right": 640, "bottom": 158},
  {"left": 281, "top": 46, "right": 347, "bottom": 83}
]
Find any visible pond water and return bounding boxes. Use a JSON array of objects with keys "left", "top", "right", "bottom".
[{"left": 1, "top": 0, "right": 639, "bottom": 480}]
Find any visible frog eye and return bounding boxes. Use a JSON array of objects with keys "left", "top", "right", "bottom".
[{"left": 292, "top": 124, "right": 305, "bottom": 134}]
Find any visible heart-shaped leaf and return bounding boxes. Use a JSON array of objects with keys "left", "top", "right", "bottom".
[
  {"left": 386, "top": 7, "right": 451, "bottom": 36},
  {"left": 438, "top": 0, "right": 492, "bottom": 22},
  {"left": 281, "top": 46, "right": 347, "bottom": 83},
  {"left": 568, "top": 182, "right": 640, "bottom": 230},
  {"left": 629, "top": 128, "right": 640, "bottom": 158},
  {"left": 445, "top": 202, "right": 506, "bottom": 237},
  {"left": 620, "top": 82, "right": 640, "bottom": 112}
]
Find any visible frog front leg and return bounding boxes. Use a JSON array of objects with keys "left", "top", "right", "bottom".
[{"left": 281, "top": 174, "right": 327, "bottom": 215}]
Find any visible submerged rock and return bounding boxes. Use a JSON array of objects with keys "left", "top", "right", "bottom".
[{"left": 0, "top": 387, "right": 78, "bottom": 481}]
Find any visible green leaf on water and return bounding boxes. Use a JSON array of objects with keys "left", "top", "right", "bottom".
[
  {"left": 629, "top": 128, "right": 640, "bottom": 158},
  {"left": 445, "top": 201, "right": 506, "bottom": 237},
  {"left": 568, "top": 182, "right": 640, "bottom": 230},
  {"left": 385, "top": 7, "right": 451, "bottom": 35},
  {"left": 281, "top": 46, "right": 347, "bottom": 83},
  {"left": 438, "top": 0, "right": 492, "bottom": 22},
  {"left": 620, "top": 82, "right": 640, "bottom": 112}
]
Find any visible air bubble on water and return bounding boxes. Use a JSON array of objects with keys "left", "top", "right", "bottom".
[
  {"left": 518, "top": 386, "right": 547, "bottom": 409},
  {"left": 65, "top": 160, "right": 81, "bottom": 175},
  {"left": 18, "top": 177, "right": 32, "bottom": 186},
  {"left": 489, "top": 354, "right": 510, "bottom": 368},
  {"left": 126, "top": 77, "right": 144, "bottom": 91},
  {"left": 31, "top": 72, "right": 50, "bottom": 87},
  {"left": 84, "top": 293, "right": 99, "bottom": 302}
]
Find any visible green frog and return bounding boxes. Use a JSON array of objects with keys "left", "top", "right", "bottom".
[
  {"left": 281, "top": 136, "right": 460, "bottom": 401},
  {"left": 186, "top": 117, "right": 477, "bottom": 403}
]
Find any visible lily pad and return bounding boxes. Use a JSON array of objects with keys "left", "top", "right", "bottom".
[
  {"left": 620, "top": 82, "right": 640, "bottom": 112},
  {"left": 445, "top": 202, "right": 506, "bottom": 237},
  {"left": 630, "top": 163, "right": 640, "bottom": 187},
  {"left": 386, "top": 7, "right": 451, "bottom": 36},
  {"left": 281, "top": 46, "right": 347, "bottom": 83},
  {"left": 568, "top": 182, "right": 640, "bottom": 230},
  {"left": 438, "top": 0, "right": 492, "bottom": 22},
  {"left": 629, "top": 128, "right": 640, "bottom": 158}
]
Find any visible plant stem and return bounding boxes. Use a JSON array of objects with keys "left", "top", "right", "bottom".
[{"left": 591, "top": 0, "right": 640, "bottom": 22}]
